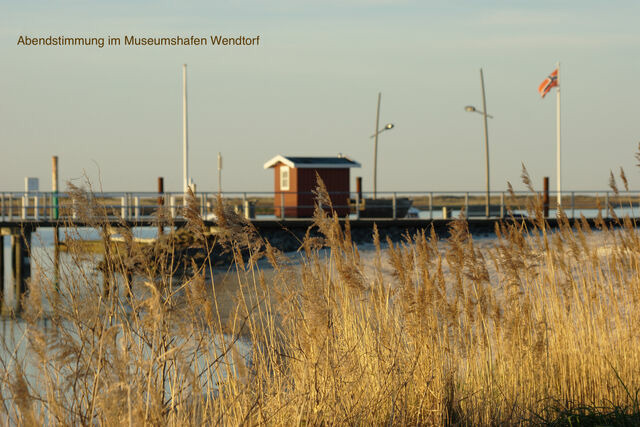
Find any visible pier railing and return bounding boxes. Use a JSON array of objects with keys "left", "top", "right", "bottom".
[{"left": 0, "top": 190, "right": 637, "bottom": 222}]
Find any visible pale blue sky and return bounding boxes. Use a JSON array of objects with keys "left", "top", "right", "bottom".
[{"left": 1, "top": 1, "right": 639, "bottom": 193}]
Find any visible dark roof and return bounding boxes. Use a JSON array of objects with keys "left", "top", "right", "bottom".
[
  {"left": 264, "top": 155, "right": 361, "bottom": 169},
  {"left": 287, "top": 157, "right": 357, "bottom": 165}
]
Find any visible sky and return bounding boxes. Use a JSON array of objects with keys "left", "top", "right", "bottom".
[{"left": 1, "top": 0, "right": 639, "bottom": 195}]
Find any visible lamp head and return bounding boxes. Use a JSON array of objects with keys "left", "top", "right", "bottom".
[
  {"left": 385, "top": 123, "right": 394, "bottom": 129},
  {"left": 465, "top": 106, "right": 476, "bottom": 113}
]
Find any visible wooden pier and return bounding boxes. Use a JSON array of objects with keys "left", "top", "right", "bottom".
[{"left": 1, "top": 185, "right": 638, "bottom": 314}]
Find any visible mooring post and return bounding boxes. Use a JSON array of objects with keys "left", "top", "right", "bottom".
[
  {"left": 11, "top": 229, "right": 31, "bottom": 314},
  {"left": 543, "top": 177, "right": 550, "bottom": 218}
]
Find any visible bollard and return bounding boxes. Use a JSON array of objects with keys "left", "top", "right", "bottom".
[{"left": 429, "top": 192, "right": 433, "bottom": 220}]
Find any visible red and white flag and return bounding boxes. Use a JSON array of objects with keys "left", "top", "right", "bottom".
[{"left": 538, "top": 68, "right": 558, "bottom": 98}]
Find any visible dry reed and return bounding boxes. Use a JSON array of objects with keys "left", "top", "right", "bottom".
[{"left": 1, "top": 173, "right": 640, "bottom": 425}]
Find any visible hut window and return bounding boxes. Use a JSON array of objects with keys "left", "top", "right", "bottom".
[{"left": 280, "top": 166, "right": 290, "bottom": 190}]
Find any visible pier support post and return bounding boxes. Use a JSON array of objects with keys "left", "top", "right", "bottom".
[{"left": 11, "top": 229, "right": 31, "bottom": 314}]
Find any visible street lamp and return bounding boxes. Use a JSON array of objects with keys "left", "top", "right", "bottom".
[
  {"left": 465, "top": 68, "right": 493, "bottom": 218},
  {"left": 370, "top": 92, "right": 395, "bottom": 199}
]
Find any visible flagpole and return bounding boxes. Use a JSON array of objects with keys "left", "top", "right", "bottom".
[
  {"left": 183, "top": 64, "right": 189, "bottom": 197},
  {"left": 556, "top": 61, "right": 561, "bottom": 207}
]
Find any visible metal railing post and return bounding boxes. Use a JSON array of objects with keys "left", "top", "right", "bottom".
[
  {"left": 280, "top": 192, "right": 285, "bottom": 219},
  {"left": 392, "top": 192, "right": 397, "bottom": 219},
  {"left": 8, "top": 194, "right": 13, "bottom": 220},
  {"left": 134, "top": 196, "right": 140, "bottom": 219},
  {"left": 34, "top": 194, "right": 39, "bottom": 220},
  {"left": 429, "top": 192, "right": 433, "bottom": 220},
  {"left": 356, "top": 192, "right": 360, "bottom": 220},
  {"left": 571, "top": 192, "right": 575, "bottom": 219},
  {"left": 22, "top": 195, "right": 27, "bottom": 219},
  {"left": 121, "top": 196, "right": 127, "bottom": 219},
  {"left": 170, "top": 195, "right": 177, "bottom": 219},
  {"left": 464, "top": 192, "right": 469, "bottom": 219}
]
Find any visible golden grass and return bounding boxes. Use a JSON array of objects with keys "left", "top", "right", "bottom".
[{"left": 1, "top": 175, "right": 640, "bottom": 425}]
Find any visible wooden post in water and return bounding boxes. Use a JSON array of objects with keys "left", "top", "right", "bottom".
[
  {"left": 52, "top": 156, "right": 59, "bottom": 219},
  {"left": 543, "top": 177, "right": 550, "bottom": 218},
  {"left": 53, "top": 226, "right": 60, "bottom": 293},
  {"left": 11, "top": 230, "right": 31, "bottom": 314},
  {"left": 157, "top": 177, "right": 164, "bottom": 236},
  {"left": 356, "top": 177, "right": 362, "bottom": 219},
  {"left": 53, "top": 156, "right": 60, "bottom": 291}
]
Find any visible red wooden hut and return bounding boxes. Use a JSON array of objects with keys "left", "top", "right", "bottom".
[{"left": 263, "top": 155, "right": 361, "bottom": 218}]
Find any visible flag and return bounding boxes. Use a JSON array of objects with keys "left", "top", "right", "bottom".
[{"left": 538, "top": 68, "right": 558, "bottom": 98}]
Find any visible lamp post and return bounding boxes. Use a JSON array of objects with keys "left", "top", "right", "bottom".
[
  {"left": 370, "top": 92, "right": 395, "bottom": 199},
  {"left": 465, "top": 68, "right": 493, "bottom": 217}
]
